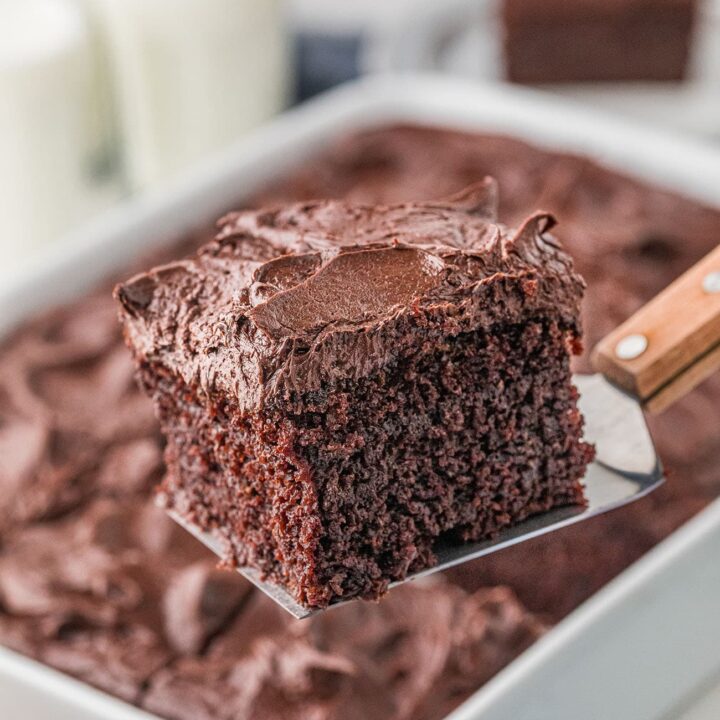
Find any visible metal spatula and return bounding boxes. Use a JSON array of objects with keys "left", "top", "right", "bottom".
[{"left": 169, "top": 245, "right": 720, "bottom": 618}]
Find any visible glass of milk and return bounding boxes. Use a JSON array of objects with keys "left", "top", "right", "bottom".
[{"left": 85, "top": 0, "right": 289, "bottom": 190}]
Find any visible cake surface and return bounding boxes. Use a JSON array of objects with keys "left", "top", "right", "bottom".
[
  {"left": 116, "top": 179, "right": 593, "bottom": 608},
  {"left": 143, "top": 582, "right": 543, "bottom": 720},
  {"left": 502, "top": 0, "right": 697, "bottom": 83},
  {"left": 2, "top": 124, "right": 720, "bottom": 720}
]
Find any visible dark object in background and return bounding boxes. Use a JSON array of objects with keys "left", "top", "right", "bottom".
[
  {"left": 294, "top": 32, "right": 361, "bottom": 101},
  {"left": 502, "top": 0, "right": 698, "bottom": 83}
]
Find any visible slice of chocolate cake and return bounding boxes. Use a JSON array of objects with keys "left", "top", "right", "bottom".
[
  {"left": 502, "top": 0, "right": 698, "bottom": 84},
  {"left": 115, "top": 179, "right": 593, "bottom": 609}
]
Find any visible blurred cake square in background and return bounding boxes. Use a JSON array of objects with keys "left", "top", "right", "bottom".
[{"left": 502, "top": 0, "right": 699, "bottom": 83}]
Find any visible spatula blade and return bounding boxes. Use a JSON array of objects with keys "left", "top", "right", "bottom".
[{"left": 168, "top": 373, "right": 663, "bottom": 619}]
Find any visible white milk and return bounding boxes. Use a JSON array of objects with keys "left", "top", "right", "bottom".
[
  {"left": 0, "top": 0, "right": 120, "bottom": 264},
  {"left": 85, "top": 0, "right": 289, "bottom": 190}
]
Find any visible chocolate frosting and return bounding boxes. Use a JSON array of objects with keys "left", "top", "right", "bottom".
[
  {"left": 0, "top": 293, "right": 161, "bottom": 533},
  {"left": 0, "top": 496, "right": 251, "bottom": 702},
  {"left": 163, "top": 561, "right": 252, "bottom": 655},
  {"left": 117, "top": 179, "right": 584, "bottom": 412},
  {"left": 142, "top": 581, "right": 543, "bottom": 720},
  {"left": 302, "top": 581, "right": 545, "bottom": 720},
  {"left": 2, "top": 123, "right": 720, "bottom": 720}
]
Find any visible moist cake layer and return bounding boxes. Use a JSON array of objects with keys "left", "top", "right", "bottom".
[{"left": 151, "top": 318, "right": 589, "bottom": 606}]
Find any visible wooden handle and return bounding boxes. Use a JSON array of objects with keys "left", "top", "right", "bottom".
[{"left": 591, "top": 244, "right": 720, "bottom": 413}]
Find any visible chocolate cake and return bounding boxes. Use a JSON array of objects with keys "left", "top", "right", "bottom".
[
  {"left": 1, "top": 123, "right": 720, "bottom": 720},
  {"left": 143, "top": 583, "right": 544, "bottom": 720},
  {"left": 502, "top": 0, "right": 698, "bottom": 83},
  {"left": 115, "top": 180, "right": 593, "bottom": 609}
]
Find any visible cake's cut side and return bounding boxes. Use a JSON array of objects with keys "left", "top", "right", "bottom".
[
  {"left": 141, "top": 318, "right": 588, "bottom": 608},
  {"left": 116, "top": 180, "right": 594, "bottom": 609}
]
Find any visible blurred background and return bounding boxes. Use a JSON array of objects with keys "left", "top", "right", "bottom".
[{"left": 1, "top": 0, "right": 719, "bottom": 281}]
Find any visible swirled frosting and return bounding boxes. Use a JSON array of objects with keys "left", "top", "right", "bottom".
[
  {"left": 116, "top": 179, "right": 584, "bottom": 411},
  {"left": 2, "top": 123, "right": 720, "bottom": 720}
]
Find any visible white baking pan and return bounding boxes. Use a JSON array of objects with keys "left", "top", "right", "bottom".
[
  {"left": 1, "top": 75, "right": 719, "bottom": 720},
  {"left": 364, "top": 0, "right": 720, "bottom": 142}
]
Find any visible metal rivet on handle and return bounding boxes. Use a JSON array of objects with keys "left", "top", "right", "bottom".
[
  {"left": 615, "top": 334, "right": 648, "bottom": 361},
  {"left": 703, "top": 271, "right": 720, "bottom": 294}
]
